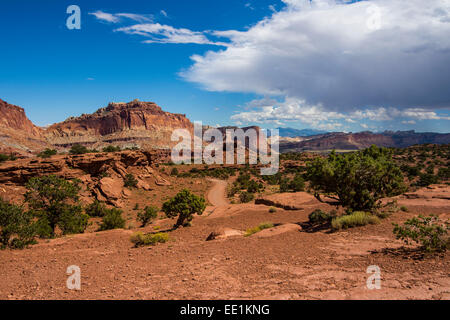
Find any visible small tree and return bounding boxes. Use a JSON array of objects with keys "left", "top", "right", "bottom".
[
  {"left": 306, "top": 145, "right": 406, "bottom": 211},
  {"left": 393, "top": 215, "right": 449, "bottom": 253},
  {"left": 25, "top": 175, "right": 87, "bottom": 237},
  {"left": 102, "top": 145, "right": 121, "bottom": 153},
  {"left": 162, "top": 189, "right": 206, "bottom": 228},
  {"left": 137, "top": 206, "right": 158, "bottom": 227},
  {"left": 0, "top": 199, "right": 37, "bottom": 249}
]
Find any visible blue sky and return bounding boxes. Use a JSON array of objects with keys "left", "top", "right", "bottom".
[{"left": 0, "top": 0, "right": 449, "bottom": 133}]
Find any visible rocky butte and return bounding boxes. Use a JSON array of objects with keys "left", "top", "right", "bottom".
[{"left": 44, "top": 99, "right": 193, "bottom": 150}]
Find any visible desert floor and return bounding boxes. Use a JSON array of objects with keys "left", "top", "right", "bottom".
[{"left": 0, "top": 180, "right": 449, "bottom": 300}]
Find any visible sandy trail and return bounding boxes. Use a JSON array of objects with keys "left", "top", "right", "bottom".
[{"left": 207, "top": 179, "right": 229, "bottom": 207}]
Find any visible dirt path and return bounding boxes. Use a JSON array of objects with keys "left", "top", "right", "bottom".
[{"left": 207, "top": 179, "right": 229, "bottom": 207}]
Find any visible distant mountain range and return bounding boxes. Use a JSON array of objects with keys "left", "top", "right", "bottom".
[
  {"left": 276, "top": 127, "right": 328, "bottom": 137},
  {"left": 279, "top": 130, "right": 450, "bottom": 152}
]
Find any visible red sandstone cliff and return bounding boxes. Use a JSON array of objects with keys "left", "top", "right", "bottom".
[{"left": 44, "top": 99, "right": 193, "bottom": 150}]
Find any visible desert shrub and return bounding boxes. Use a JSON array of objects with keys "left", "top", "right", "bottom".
[
  {"left": 85, "top": 200, "right": 108, "bottom": 217},
  {"left": 137, "top": 206, "right": 158, "bottom": 227},
  {"left": 331, "top": 211, "right": 380, "bottom": 230},
  {"left": 98, "top": 208, "right": 125, "bottom": 231},
  {"left": 306, "top": 145, "right": 406, "bottom": 211},
  {"left": 308, "top": 209, "right": 336, "bottom": 225},
  {"left": 0, "top": 199, "right": 37, "bottom": 249},
  {"left": 247, "top": 180, "right": 263, "bottom": 193},
  {"left": 124, "top": 173, "right": 138, "bottom": 189},
  {"left": 0, "top": 154, "right": 9, "bottom": 162},
  {"left": 239, "top": 191, "right": 254, "bottom": 203},
  {"left": 245, "top": 222, "right": 274, "bottom": 237},
  {"left": 289, "top": 174, "right": 305, "bottom": 192},
  {"left": 400, "top": 206, "right": 409, "bottom": 212},
  {"left": 415, "top": 173, "right": 439, "bottom": 187},
  {"left": 162, "top": 189, "right": 206, "bottom": 228},
  {"left": 69, "top": 144, "right": 89, "bottom": 155},
  {"left": 437, "top": 167, "right": 450, "bottom": 180},
  {"left": 130, "top": 232, "right": 169, "bottom": 247},
  {"left": 102, "top": 145, "right": 121, "bottom": 153},
  {"left": 393, "top": 215, "right": 449, "bottom": 253},
  {"left": 279, "top": 178, "right": 290, "bottom": 193},
  {"left": 58, "top": 206, "right": 89, "bottom": 235},
  {"left": 37, "top": 148, "right": 57, "bottom": 159},
  {"left": 170, "top": 167, "right": 179, "bottom": 176},
  {"left": 25, "top": 175, "right": 86, "bottom": 237},
  {"left": 269, "top": 207, "right": 277, "bottom": 213}
]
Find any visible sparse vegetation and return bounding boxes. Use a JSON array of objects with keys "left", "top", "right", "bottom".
[
  {"left": 124, "top": 173, "right": 138, "bottom": 189},
  {"left": 331, "top": 211, "right": 380, "bottom": 230},
  {"left": 130, "top": 231, "right": 169, "bottom": 247},
  {"left": 308, "top": 209, "right": 336, "bottom": 225},
  {"left": 85, "top": 200, "right": 108, "bottom": 217},
  {"left": 37, "top": 148, "right": 58, "bottom": 158},
  {"left": 0, "top": 199, "right": 37, "bottom": 249},
  {"left": 245, "top": 222, "right": 274, "bottom": 237},
  {"left": 239, "top": 191, "right": 254, "bottom": 203},
  {"left": 393, "top": 215, "right": 449, "bottom": 253},
  {"left": 69, "top": 144, "right": 90, "bottom": 155},
  {"left": 162, "top": 189, "right": 206, "bottom": 228},
  {"left": 98, "top": 208, "right": 126, "bottom": 231},
  {"left": 268, "top": 207, "right": 277, "bottom": 213},
  {"left": 102, "top": 145, "right": 121, "bottom": 153},
  {"left": 137, "top": 206, "right": 158, "bottom": 227}
]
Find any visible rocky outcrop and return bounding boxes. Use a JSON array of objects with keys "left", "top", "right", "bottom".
[
  {"left": 44, "top": 99, "right": 193, "bottom": 150},
  {"left": 0, "top": 149, "right": 171, "bottom": 207},
  {"left": 0, "top": 99, "right": 49, "bottom": 154}
]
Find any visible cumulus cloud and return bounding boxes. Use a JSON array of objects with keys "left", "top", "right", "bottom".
[
  {"left": 182, "top": 0, "right": 450, "bottom": 111},
  {"left": 230, "top": 97, "right": 450, "bottom": 130}
]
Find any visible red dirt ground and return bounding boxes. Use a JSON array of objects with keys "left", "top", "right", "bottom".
[{"left": 0, "top": 181, "right": 448, "bottom": 300}]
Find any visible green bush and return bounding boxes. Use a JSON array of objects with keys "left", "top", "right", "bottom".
[
  {"left": 130, "top": 231, "right": 169, "bottom": 247},
  {"left": 306, "top": 145, "right": 406, "bottom": 211},
  {"left": 0, "top": 199, "right": 37, "bottom": 249},
  {"left": 137, "top": 206, "right": 158, "bottom": 227},
  {"left": 289, "top": 174, "right": 305, "bottom": 192},
  {"left": 269, "top": 207, "right": 277, "bottom": 213},
  {"left": 400, "top": 206, "right": 409, "bottom": 212},
  {"left": 0, "top": 154, "right": 9, "bottom": 162},
  {"left": 239, "top": 191, "right": 254, "bottom": 203},
  {"left": 85, "top": 200, "right": 108, "bottom": 217},
  {"left": 58, "top": 206, "right": 89, "bottom": 235},
  {"left": 98, "top": 208, "right": 126, "bottom": 231},
  {"left": 415, "top": 173, "right": 439, "bottom": 187},
  {"left": 393, "top": 215, "right": 449, "bottom": 253},
  {"left": 25, "top": 175, "right": 87, "bottom": 237},
  {"left": 69, "top": 144, "right": 89, "bottom": 155},
  {"left": 102, "top": 145, "right": 121, "bottom": 153},
  {"left": 124, "top": 173, "right": 138, "bottom": 189},
  {"left": 37, "top": 148, "right": 57, "bottom": 158},
  {"left": 245, "top": 222, "right": 274, "bottom": 237},
  {"left": 308, "top": 209, "right": 336, "bottom": 225},
  {"left": 162, "top": 189, "right": 206, "bottom": 228},
  {"left": 331, "top": 211, "right": 380, "bottom": 230}
]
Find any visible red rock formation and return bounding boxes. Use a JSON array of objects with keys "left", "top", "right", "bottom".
[
  {"left": 0, "top": 99, "right": 48, "bottom": 154},
  {"left": 44, "top": 99, "right": 193, "bottom": 150}
]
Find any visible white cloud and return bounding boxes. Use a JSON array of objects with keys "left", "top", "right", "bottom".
[
  {"left": 182, "top": 0, "right": 450, "bottom": 111},
  {"left": 160, "top": 10, "right": 168, "bottom": 17},
  {"left": 89, "top": 10, "right": 152, "bottom": 23},
  {"left": 115, "top": 23, "right": 225, "bottom": 45},
  {"left": 89, "top": 11, "right": 120, "bottom": 23}
]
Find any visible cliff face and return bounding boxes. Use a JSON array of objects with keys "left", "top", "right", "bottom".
[
  {"left": 0, "top": 99, "right": 48, "bottom": 154},
  {"left": 44, "top": 99, "right": 193, "bottom": 150}
]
